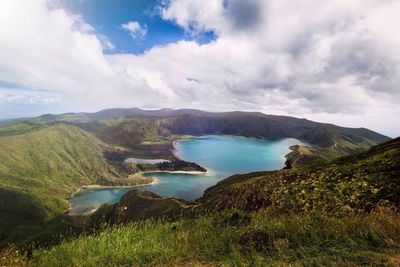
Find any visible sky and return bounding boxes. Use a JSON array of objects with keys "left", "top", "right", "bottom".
[{"left": 0, "top": 0, "right": 399, "bottom": 137}]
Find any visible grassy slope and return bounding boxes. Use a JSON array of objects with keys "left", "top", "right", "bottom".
[
  {"left": 91, "top": 190, "right": 196, "bottom": 225},
  {"left": 0, "top": 121, "right": 44, "bottom": 136},
  {"left": 200, "top": 138, "right": 400, "bottom": 214},
  {"left": 7, "top": 137, "right": 400, "bottom": 266},
  {"left": 0, "top": 123, "right": 124, "bottom": 245},
  {"left": 0, "top": 123, "right": 119, "bottom": 212},
  {"left": 78, "top": 118, "right": 177, "bottom": 159},
  {"left": 9, "top": 209, "right": 399, "bottom": 266},
  {"left": 79, "top": 117, "right": 170, "bottom": 147}
]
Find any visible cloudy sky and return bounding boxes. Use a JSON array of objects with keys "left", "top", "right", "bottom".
[{"left": 0, "top": 0, "right": 399, "bottom": 137}]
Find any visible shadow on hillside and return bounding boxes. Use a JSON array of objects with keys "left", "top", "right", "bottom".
[{"left": 0, "top": 189, "right": 47, "bottom": 247}]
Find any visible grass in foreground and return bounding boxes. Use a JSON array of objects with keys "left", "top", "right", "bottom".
[{"left": 3, "top": 208, "right": 400, "bottom": 266}]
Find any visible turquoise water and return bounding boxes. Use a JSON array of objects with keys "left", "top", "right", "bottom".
[{"left": 69, "top": 136, "right": 303, "bottom": 214}]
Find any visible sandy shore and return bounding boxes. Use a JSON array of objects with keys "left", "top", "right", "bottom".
[{"left": 139, "top": 170, "right": 208, "bottom": 175}]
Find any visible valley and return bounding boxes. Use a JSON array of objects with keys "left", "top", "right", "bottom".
[
  {"left": 70, "top": 135, "right": 303, "bottom": 214},
  {"left": 0, "top": 108, "right": 397, "bottom": 266}
]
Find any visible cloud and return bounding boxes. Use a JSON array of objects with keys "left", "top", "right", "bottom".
[
  {"left": 0, "top": 0, "right": 399, "bottom": 136},
  {"left": 121, "top": 21, "right": 147, "bottom": 39},
  {"left": 157, "top": 0, "right": 400, "bottom": 113},
  {"left": 161, "top": 0, "right": 225, "bottom": 35}
]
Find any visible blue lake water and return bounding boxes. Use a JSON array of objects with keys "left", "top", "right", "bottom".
[{"left": 69, "top": 136, "right": 303, "bottom": 214}]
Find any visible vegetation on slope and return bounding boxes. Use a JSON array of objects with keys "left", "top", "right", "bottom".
[
  {"left": 0, "top": 123, "right": 148, "bottom": 246},
  {"left": 0, "top": 123, "right": 118, "bottom": 212},
  {"left": 91, "top": 190, "right": 196, "bottom": 225},
  {"left": 78, "top": 117, "right": 179, "bottom": 159},
  {"left": 4, "top": 209, "right": 400, "bottom": 266},
  {"left": 200, "top": 137, "right": 400, "bottom": 214},
  {"left": 127, "top": 160, "right": 207, "bottom": 173},
  {"left": 0, "top": 121, "right": 44, "bottom": 137}
]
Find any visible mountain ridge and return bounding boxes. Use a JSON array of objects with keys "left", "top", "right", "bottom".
[{"left": 14, "top": 108, "right": 390, "bottom": 164}]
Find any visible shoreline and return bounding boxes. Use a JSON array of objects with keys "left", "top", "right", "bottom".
[
  {"left": 139, "top": 170, "right": 208, "bottom": 175},
  {"left": 66, "top": 179, "right": 158, "bottom": 215},
  {"left": 171, "top": 135, "right": 198, "bottom": 160}
]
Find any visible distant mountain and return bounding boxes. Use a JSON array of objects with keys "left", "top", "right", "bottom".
[
  {"left": 0, "top": 118, "right": 17, "bottom": 127},
  {"left": 24, "top": 108, "right": 216, "bottom": 124},
  {"left": 22, "top": 108, "right": 390, "bottom": 163}
]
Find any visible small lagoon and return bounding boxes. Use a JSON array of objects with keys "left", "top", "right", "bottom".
[{"left": 69, "top": 135, "right": 304, "bottom": 214}]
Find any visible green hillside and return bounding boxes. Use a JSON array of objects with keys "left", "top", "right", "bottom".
[
  {"left": 200, "top": 137, "right": 400, "bottom": 214},
  {"left": 0, "top": 123, "right": 120, "bottom": 211},
  {"left": 5, "top": 138, "right": 400, "bottom": 266},
  {"left": 9, "top": 210, "right": 397, "bottom": 266},
  {"left": 0, "top": 123, "right": 135, "bottom": 246}
]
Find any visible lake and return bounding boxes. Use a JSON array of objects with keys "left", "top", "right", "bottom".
[{"left": 69, "top": 135, "right": 303, "bottom": 214}]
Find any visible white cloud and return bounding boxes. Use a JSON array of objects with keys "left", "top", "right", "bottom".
[
  {"left": 0, "top": 0, "right": 399, "bottom": 136},
  {"left": 161, "top": 0, "right": 225, "bottom": 35},
  {"left": 121, "top": 21, "right": 147, "bottom": 39},
  {"left": 155, "top": 0, "right": 400, "bottom": 124}
]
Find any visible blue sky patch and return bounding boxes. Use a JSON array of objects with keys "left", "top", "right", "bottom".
[{"left": 59, "top": 0, "right": 217, "bottom": 54}]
